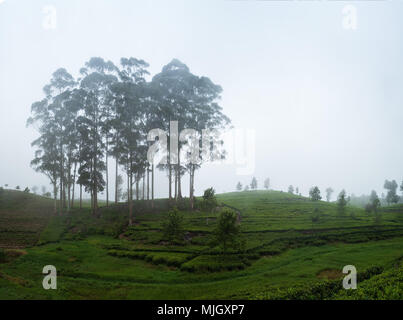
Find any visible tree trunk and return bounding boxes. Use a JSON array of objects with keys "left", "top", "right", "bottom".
[
  {"left": 71, "top": 161, "right": 77, "bottom": 208},
  {"left": 59, "top": 176, "right": 63, "bottom": 215},
  {"left": 169, "top": 164, "right": 172, "bottom": 201},
  {"left": 177, "top": 140, "right": 182, "bottom": 199},
  {"left": 129, "top": 170, "right": 133, "bottom": 226},
  {"left": 80, "top": 182, "right": 82, "bottom": 209},
  {"left": 147, "top": 167, "right": 150, "bottom": 201},
  {"left": 136, "top": 176, "right": 139, "bottom": 200},
  {"left": 53, "top": 181, "right": 57, "bottom": 215},
  {"left": 142, "top": 173, "right": 145, "bottom": 200},
  {"left": 174, "top": 167, "right": 177, "bottom": 200},
  {"left": 190, "top": 165, "right": 195, "bottom": 210},
  {"left": 115, "top": 158, "right": 118, "bottom": 204},
  {"left": 105, "top": 140, "right": 109, "bottom": 207},
  {"left": 152, "top": 164, "right": 154, "bottom": 208}
]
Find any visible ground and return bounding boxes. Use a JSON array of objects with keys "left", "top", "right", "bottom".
[{"left": 0, "top": 189, "right": 402, "bottom": 299}]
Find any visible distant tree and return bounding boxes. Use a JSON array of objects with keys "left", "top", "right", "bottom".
[
  {"left": 384, "top": 180, "right": 399, "bottom": 205},
  {"left": 32, "top": 186, "right": 39, "bottom": 194},
  {"left": 370, "top": 191, "right": 382, "bottom": 226},
  {"left": 4, "top": 184, "right": 8, "bottom": 188},
  {"left": 15, "top": 186, "right": 20, "bottom": 190},
  {"left": 211, "top": 209, "right": 243, "bottom": 254},
  {"left": 23, "top": 187, "right": 30, "bottom": 193},
  {"left": 236, "top": 182, "right": 242, "bottom": 191},
  {"left": 325, "top": 187, "right": 334, "bottom": 202},
  {"left": 202, "top": 187, "right": 218, "bottom": 212},
  {"left": 367, "top": 190, "right": 381, "bottom": 214},
  {"left": 244, "top": 185, "right": 249, "bottom": 191},
  {"left": 250, "top": 177, "right": 257, "bottom": 190},
  {"left": 296, "top": 187, "right": 299, "bottom": 195},
  {"left": 401, "top": 180, "right": 403, "bottom": 194},
  {"left": 41, "top": 186, "right": 47, "bottom": 195},
  {"left": 337, "top": 189, "right": 348, "bottom": 216},
  {"left": 162, "top": 207, "right": 184, "bottom": 244},
  {"left": 309, "top": 186, "right": 321, "bottom": 201},
  {"left": 288, "top": 185, "right": 294, "bottom": 194},
  {"left": 264, "top": 178, "right": 270, "bottom": 190}
]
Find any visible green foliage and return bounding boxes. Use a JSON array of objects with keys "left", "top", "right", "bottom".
[
  {"left": 250, "top": 177, "right": 257, "bottom": 190},
  {"left": 309, "top": 186, "right": 321, "bottom": 201},
  {"left": 162, "top": 207, "right": 185, "bottom": 244},
  {"left": 210, "top": 209, "right": 243, "bottom": 254},
  {"left": 288, "top": 185, "right": 294, "bottom": 194},
  {"left": 337, "top": 189, "right": 348, "bottom": 216},
  {"left": 202, "top": 187, "right": 217, "bottom": 212},
  {"left": 384, "top": 179, "right": 399, "bottom": 205},
  {"left": 236, "top": 182, "right": 242, "bottom": 191}
]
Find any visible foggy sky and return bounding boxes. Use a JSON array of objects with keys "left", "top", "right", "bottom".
[{"left": 1, "top": 0, "right": 402, "bottom": 201}]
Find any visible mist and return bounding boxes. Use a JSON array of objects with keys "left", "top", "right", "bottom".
[{"left": 1, "top": 0, "right": 402, "bottom": 200}]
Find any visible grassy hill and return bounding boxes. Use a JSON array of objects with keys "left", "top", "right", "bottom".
[
  {"left": 0, "top": 189, "right": 54, "bottom": 248},
  {"left": 0, "top": 189, "right": 402, "bottom": 299}
]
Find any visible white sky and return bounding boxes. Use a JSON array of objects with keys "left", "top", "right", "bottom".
[{"left": 1, "top": 0, "right": 402, "bottom": 200}]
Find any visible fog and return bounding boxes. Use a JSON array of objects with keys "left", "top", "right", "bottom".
[{"left": 1, "top": 0, "right": 402, "bottom": 200}]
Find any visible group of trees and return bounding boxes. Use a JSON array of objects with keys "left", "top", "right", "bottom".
[
  {"left": 235, "top": 176, "right": 258, "bottom": 192},
  {"left": 28, "top": 57, "right": 230, "bottom": 223}
]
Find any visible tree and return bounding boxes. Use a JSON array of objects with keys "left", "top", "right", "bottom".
[
  {"left": 151, "top": 59, "right": 230, "bottom": 206},
  {"left": 288, "top": 185, "right": 294, "bottom": 194},
  {"left": 211, "top": 209, "right": 243, "bottom": 254},
  {"left": 296, "top": 187, "right": 299, "bottom": 195},
  {"left": 32, "top": 186, "right": 39, "bottom": 194},
  {"left": 162, "top": 207, "right": 184, "bottom": 244},
  {"left": 367, "top": 190, "right": 381, "bottom": 213},
  {"left": 309, "top": 186, "right": 321, "bottom": 201},
  {"left": 244, "top": 185, "right": 249, "bottom": 191},
  {"left": 15, "top": 186, "right": 20, "bottom": 190},
  {"left": 264, "top": 178, "right": 270, "bottom": 190},
  {"left": 236, "top": 182, "right": 242, "bottom": 191},
  {"left": 337, "top": 189, "right": 348, "bottom": 216},
  {"left": 325, "top": 187, "right": 334, "bottom": 202},
  {"left": 384, "top": 180, "right": 399, "bottom": 205},
  {"left": 250, "top": 177, "right": 257, "bottom": 190},
  {"left": 23, "top": 187, "right": 30, "bottom": 193},
  {"left": 202, "top": 187, "right": 217, "bottom": 212}
]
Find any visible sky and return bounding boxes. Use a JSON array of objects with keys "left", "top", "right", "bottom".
[{"left": 0, "top": 0, "right": 402, "bottom": 201}]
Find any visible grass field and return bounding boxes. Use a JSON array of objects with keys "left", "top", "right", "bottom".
[{"left": 0, "top": 189, "right": 402, "bottom": 299}]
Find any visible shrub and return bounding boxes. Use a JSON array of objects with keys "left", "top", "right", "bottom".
[
  {"left": 202, "top": 187, "right": 218, "bottom": 212},
  {"left": 162, "top": 207, "right": 185, "bottom": 244},
  {"left": 210, "top": 209, "right": 244, "bottom": 254}
]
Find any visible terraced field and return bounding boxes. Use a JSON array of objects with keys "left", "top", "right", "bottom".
[{"left": 0, "top": 190, "right": 402, "bottom": 299}]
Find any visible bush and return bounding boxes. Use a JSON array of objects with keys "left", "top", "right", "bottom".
[
  {"left": 162, "top": 207, "right": 185, "bottom": 244},
  {"left": 210, "top": 209, "right": 244, "bottom": 254},
  {"left": 202, "top": 187, "right": 218, "bottom": 212}
]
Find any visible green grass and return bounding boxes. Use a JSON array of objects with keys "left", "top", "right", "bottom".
[{"left": 0, "top": 189, "right": 402, "bottom": 299}]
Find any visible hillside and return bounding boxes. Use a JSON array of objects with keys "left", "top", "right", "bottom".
[
  {"left": 0, "top": 190, "right": 402, "bottom": 299},
  {"left": 0, "top": 189, "right": 54, "bottom": 248}
]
